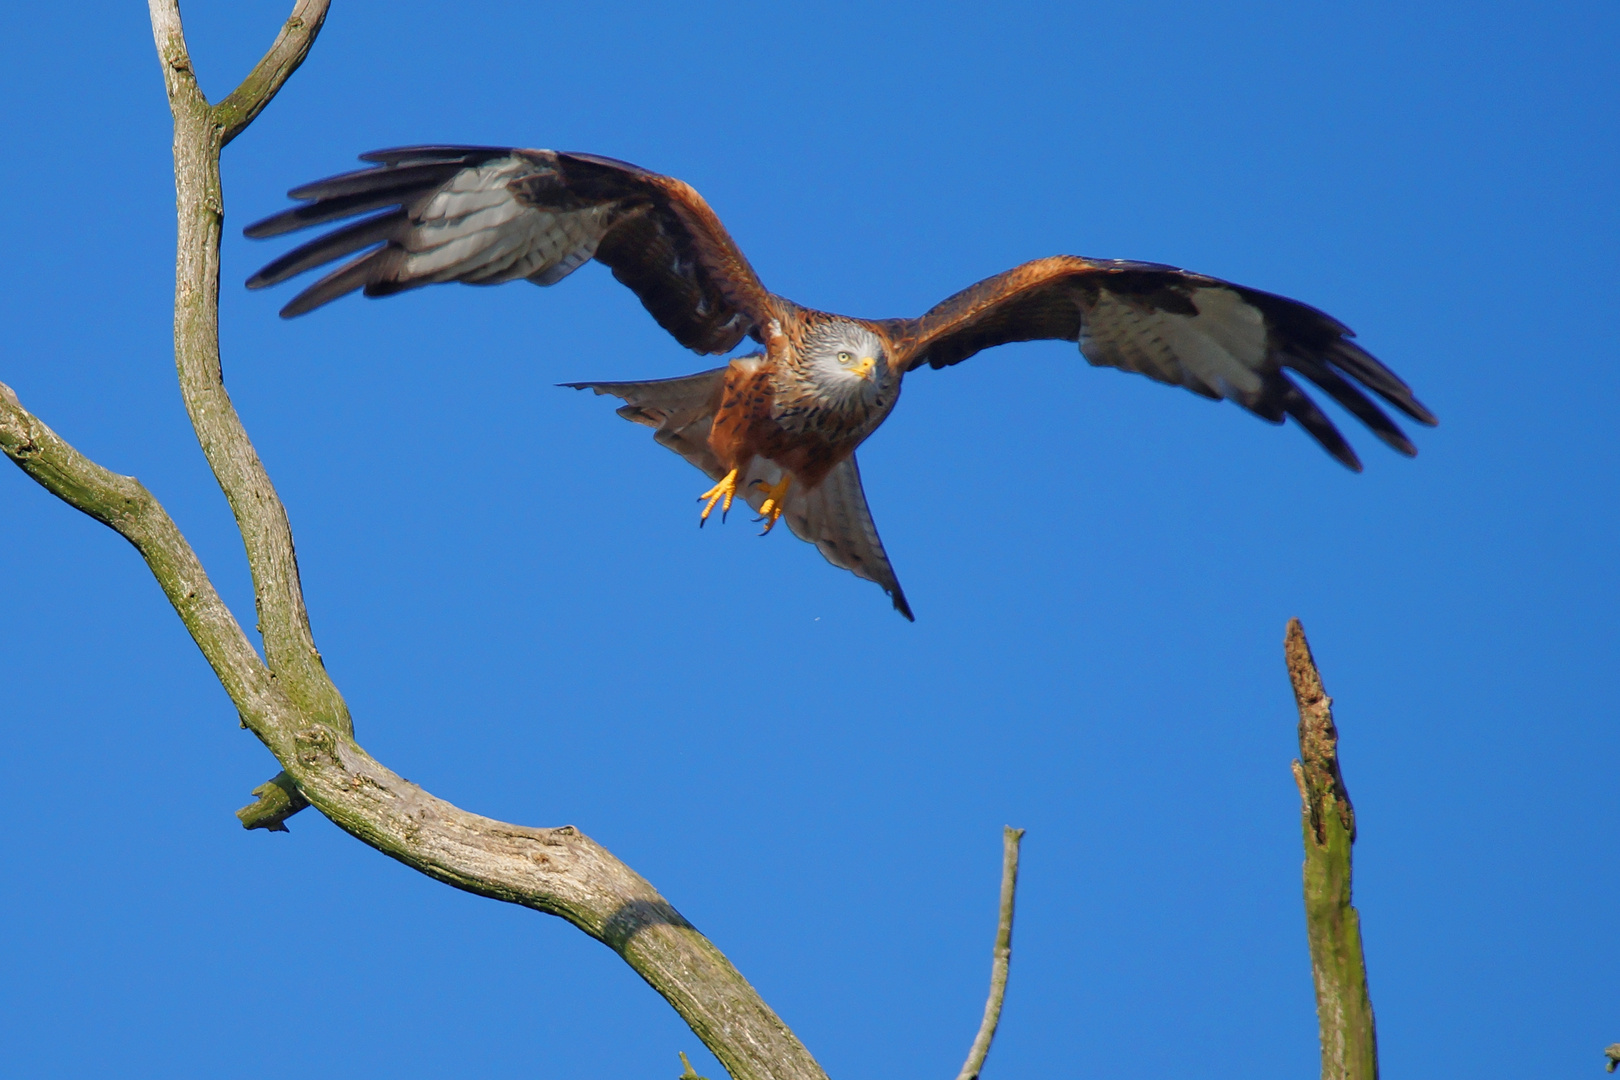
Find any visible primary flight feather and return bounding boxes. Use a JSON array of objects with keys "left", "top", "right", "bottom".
[{"left": 247, "top": 145, "right": 1436, "bottom": 619}]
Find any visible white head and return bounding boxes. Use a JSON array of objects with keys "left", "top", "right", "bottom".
[{"left": 802, "top": 321, "right": 893, "bottom": 407}]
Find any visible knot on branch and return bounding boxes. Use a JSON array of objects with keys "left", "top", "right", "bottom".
[
  {"left": 0, "top": 386, "right": 41, "bottom": 461},
  {"left": 2, "top": 431, "right": 41, "bottom": 462},
  {"left": 294, "top": 725, "right": 340, "bottom": 769},
  {"left": 1286, "top": 618, "right": 1356, "bottom": 844}
]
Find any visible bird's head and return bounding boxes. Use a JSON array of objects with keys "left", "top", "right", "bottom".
[{"left": 804, "top": 321, "right": 894, "bottom": 405}]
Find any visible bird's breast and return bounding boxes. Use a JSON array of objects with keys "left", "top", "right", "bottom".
[
  {"left": 706, "top": 358, "right": 898, "bottom": 487},
  {"left": 769, "top": 368, "right": 896, "bottom": 440}
]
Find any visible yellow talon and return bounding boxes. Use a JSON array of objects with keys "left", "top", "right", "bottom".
[
  {"left": 754, "top": 474, "right": 792, "bottom": 535},
  {"left": 698, "top": 468, "right": 740, "bottom": 526}
]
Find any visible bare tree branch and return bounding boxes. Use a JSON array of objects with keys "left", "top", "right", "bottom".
[
  {"left": 0, "top": 375, "right": 829, "bottom": 1080},
  {"left": 1287, "top": 619, "right": 1378, "bottom": 1080},
  {"left": 6, "top": 5, "right": 1056, "bottom": 1077},
  {"left": 1, "top": 379, "right": 279, "bottom": 718},
  {"left": 955, "top": 825, "right": 1024, "bottom": 1080},
  {"left": 148, "top": 0, "right": 349, "bottom": 831},
  {"left": 214, "top": 0, "right": 331, "bottom": 145},
  {"left": 0, "top": 6, "right": 844, "bottom": 1077}
]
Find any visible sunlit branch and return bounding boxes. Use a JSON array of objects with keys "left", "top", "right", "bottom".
[
  {"left": 1287, "top": 619, "right": 1379, "bottom": 1080},
  {"left": 955, "top": 825, "right": 1025, "bottom": 1080},
  {"left": 149, "top": 0, "right": 349, "bottom": 833},
  {"left": 214, "top": 0, "right": 332, "bottom": 144}
]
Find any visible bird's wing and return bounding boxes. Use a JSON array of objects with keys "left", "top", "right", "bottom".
[
  {"left": 245, "top": 146, "right": 775, "bottom": 354},
  {"left": 884, "top": 255, "right": 1436, "bottom": 471},
  {"left": 740, "top": 455, "right": 912, "bottom": 621},
  {"left": 568, "top": 375, "right": 912, "bottom": 620}
]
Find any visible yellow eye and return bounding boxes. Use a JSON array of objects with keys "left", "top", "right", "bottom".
[{"left": 837, "top": 351, "right": 853, "bottom": 364}]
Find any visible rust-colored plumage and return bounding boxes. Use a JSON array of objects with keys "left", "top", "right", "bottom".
[{"left": 247, "top": 146, "right": 1436, "bottom": 619}]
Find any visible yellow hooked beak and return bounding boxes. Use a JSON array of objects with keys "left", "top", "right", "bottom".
[{"left": 851, "top": 356, "right": 877, "bottom": 381}]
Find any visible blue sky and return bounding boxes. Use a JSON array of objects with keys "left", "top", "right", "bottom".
[{"left": 2, "top": 1, "right": 1617, "bottom": 1076}]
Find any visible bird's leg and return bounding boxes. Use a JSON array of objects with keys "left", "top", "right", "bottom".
[
  {"left": 697, "top": 468, "right": 741, "bottom": 526},
  {"left": 754, "top": 474, "right": 793, "bottom": 535}
]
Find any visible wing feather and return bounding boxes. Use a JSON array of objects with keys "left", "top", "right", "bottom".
[
  {"left": 247, "top": 210, "right": 407, "bottom": 288},
  {"left": 246, "top": 146, "right": 775, "bottom": 354},
  {"left": 888, "top": 255, "right": 1435, "bottom": 470}
]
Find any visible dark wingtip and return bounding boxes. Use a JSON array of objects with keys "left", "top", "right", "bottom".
[
  {"left": 1380, "top": 390, "right": 1437, "bottom": 428},
  {"left": 1318, "top": 427, "right": 1364, "bottom": 472},
  {"left": 243, "top": 214, "right": 288, "bottom": 240},
  {"left": 1273, "top": 378, "right": 1364, "bottom": 473},
  {"left": 892, "top": 589, "right": 915, "bottom": 621},
  {"left": 356, "top": 144, "right": 513, "bottom": 165},
  {"left": 278, "top": 288, "right": 335, "bottom": 318},
  {"left": 1322, "top": 432, "right": 1364, "bottom": 472}
]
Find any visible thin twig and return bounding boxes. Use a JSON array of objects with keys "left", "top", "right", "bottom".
[
  {"left": 1287, "top": 619, "right": 1378, "bottom": 1080},
  {"left": 214, "top": 0, "right": 331, "bottom": 145},
  {"left": 955, "top": 826, "right": 1024, "bottom": 1080},
  {"left": 236, "top": 770, "right": 309, "bottom": 831}
]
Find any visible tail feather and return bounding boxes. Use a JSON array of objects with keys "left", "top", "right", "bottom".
[
  {"left": 738, "top": 456, "right": 912, "bottom": 620},
  {"left": 563, "top": 368, "right": 729, "bottom": 479},
  {"left": 566, "top": 370, "right": 912, "bottom": 619}
]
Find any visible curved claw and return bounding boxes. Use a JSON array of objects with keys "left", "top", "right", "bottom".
[
  {"left": 753, "top": 475, "right": 792, "bottom": 535},
  {"left": 698, "top": 468, "right": 740, "bottom": 526}
]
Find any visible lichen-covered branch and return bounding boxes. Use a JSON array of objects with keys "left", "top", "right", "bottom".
[
  {"left": 148, "top": 0, "right": 351, "bottom": 768},
  {"left": 1, "top": 379, "right": 284, "bottom": 723},
  {"left": 0, "top": 5, "right": 838, "bottom": 1078},
  {"left": 1287, "top": 619, "right": 1378, "bottom": 1080},
  {"left": 954, "top": 826, "right": 1024, "bottom": 1080},
  {"left": 0, "top": 375, "right": 830, "bottom": 1080},
  {"left": 236, "top": 770, "right": 309, "bottom": 831},
  {"left": 213, "top": 0, "right": 331, "bottom": 144}
]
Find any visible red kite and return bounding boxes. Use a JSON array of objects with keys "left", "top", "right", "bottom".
[{"left": 248, "top": 146, "right": 1435, "bottom": 619}]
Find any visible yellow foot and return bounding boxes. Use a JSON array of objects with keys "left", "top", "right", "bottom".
[
  {"left": 697, "top": 468, "right": 740, "bottom": 526},
  {"left": 754, "top": 475, "right": 792, "bottom": 535}
]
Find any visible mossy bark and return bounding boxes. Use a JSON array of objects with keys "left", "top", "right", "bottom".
[
  {"left": 1, "top": 6, "right": 841, "bottom": 1078},
  {"left": 1287, "top": 619, "right": 1378, "bottom": 1080}
]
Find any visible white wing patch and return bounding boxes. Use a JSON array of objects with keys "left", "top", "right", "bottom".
[
  {"left": 401, "top": 158, "right": 614, "bottom": 287},
  {"left": 1079, "top": 285, "right": 1269, "bottom": 401}
]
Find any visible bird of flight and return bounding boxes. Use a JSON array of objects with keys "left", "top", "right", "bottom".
[{"left": 246, "top": 145, "right": 1435, "bottom": 620}]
